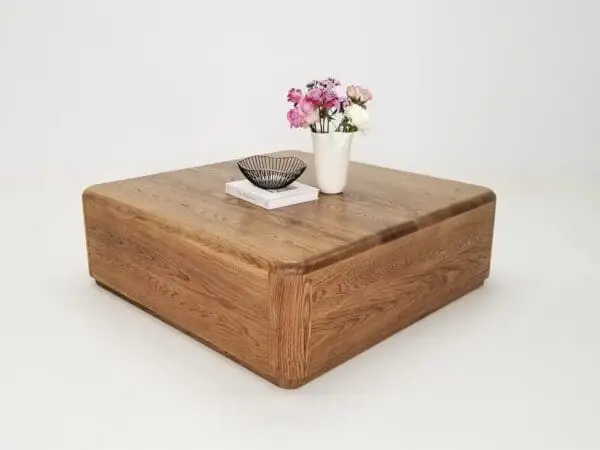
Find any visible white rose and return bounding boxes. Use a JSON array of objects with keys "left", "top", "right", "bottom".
[{"left": 345, "top": 103, "right": 370, "bottom": 131}]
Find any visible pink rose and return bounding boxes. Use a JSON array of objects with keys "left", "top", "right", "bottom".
[
  {"left": 306, "top": 87, "right": 338, "bottom": 109},
  {"left": 287, "top": 108, "right": 305, "bottom": 128},
  {"left": 287, "top": 97, "right": 318, "bottom": 128},
  {"left": 287, "top": 88, "right": 303, "bottom": 104},
  {"left": 298, "top": 97, "right": 318, "bottom": 125},
  {"left": 322, "top": 90, "right": 339, "bottom": 109},
  {"left": 306, "top": 88, "right": 323, "bottom": 105}
]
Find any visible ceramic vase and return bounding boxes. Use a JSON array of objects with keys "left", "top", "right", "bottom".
[{"left": 311, "top": 132, "right": 355, "bottom": 194}]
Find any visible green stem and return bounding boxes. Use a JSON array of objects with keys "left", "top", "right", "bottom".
[{"left": 320, "top": 109, "right": 323, "bottom": 133}]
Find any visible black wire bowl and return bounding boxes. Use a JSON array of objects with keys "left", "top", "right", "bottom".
[{"left": 237, "top": 155, "right": 307, "bottom": 190}]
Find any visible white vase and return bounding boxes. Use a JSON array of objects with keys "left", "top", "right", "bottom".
[{"left": 311, "top": 132, "right": 355, "bottom": 194}]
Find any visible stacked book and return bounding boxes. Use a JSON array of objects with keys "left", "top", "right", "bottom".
[{"left": 225, "top": 180, "right": 319, "bottom": 210}]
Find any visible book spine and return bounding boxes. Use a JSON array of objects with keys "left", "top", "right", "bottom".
[{"left": 226, "top": 184, "right": 273, "bottom": 209}]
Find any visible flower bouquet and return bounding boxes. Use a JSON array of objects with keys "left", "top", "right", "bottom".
[{"left": 286, "top": 78, "right": 372, "bottom": 194}]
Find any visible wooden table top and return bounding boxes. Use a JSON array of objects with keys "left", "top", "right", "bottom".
[{"left": 84, "top": 150, "right": 495, "bottom": 272}]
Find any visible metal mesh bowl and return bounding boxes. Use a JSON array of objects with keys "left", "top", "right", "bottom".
[{"left": 237, "top": 155, "right": 307, "bottom": 190}]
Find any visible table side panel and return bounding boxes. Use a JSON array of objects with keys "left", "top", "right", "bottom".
[
  {"left": 307, "top": 201, "right": 495, "bottom": 379},
  {"left": 83, "top": 192, "right": 271, "bottom": 377}
]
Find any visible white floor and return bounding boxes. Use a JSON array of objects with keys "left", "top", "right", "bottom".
[{"left": 1, "top": 172, "right": 599, "bottom": 450}]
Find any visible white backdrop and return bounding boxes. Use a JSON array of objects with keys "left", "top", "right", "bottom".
[
  {"left": 3, "top": 0, "right": 598, "bottom": 188},
  {"left": 1, "top": 1, "right": 599, "bottom": 449}
]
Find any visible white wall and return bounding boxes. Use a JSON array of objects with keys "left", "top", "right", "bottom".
[
  {"left": 0, "top": 0, "right": 417, "bottom": 193},
  {"left": 417, "top": 0, "right": 600, "bottom": 179},
  {"left": 0, "top": 0, "right": 598, "bottom": 190}
]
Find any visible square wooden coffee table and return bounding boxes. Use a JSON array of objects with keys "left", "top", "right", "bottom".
[{"left": 83, "top": 150, "right": 496, "bottom": 388}]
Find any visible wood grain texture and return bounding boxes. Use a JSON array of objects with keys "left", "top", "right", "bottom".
[
  {"left": 82, "top": 150, "right": 497, "bottom": 388},
  {"left": 84, "top": 150, "right": 495, "bottom": 273},
  {"left": 83, "top": 192, "right": 271, "bottom": 377},
  {"left": 268, "top": 269, "right": 311, "bottom": 388},
  {"left": 307, "top": 202, "right": 495, "bottom": 381}
]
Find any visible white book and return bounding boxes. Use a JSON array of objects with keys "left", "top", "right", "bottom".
[{"left": 225, "top": 180, "right": 319, "bottom": 210}]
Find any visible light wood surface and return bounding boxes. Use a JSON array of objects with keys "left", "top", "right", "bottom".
[
  {"left": 84, "top": 193, "right": 271, "bottom": 377},
  {"left": 307, "top": 202, "right": 494, "bottom": 382},
  {"left": 83, "top": 150, "right": 496, "bottom": 388},
  {"left": 85, "top": 150, "right": 494, "bottom": 272}
]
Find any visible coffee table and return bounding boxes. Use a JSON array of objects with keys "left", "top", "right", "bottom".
[{"left": 83, "top": 150, "right": 496, "bottom": 388}]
